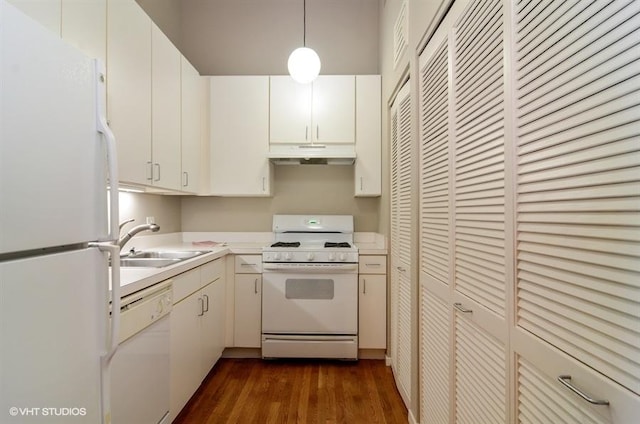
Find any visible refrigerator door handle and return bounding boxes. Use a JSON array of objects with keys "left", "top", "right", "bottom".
[{"left": 94, "top": 60, "right": 120, "bottom": 241}]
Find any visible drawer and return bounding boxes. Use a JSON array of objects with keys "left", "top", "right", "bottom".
[
  {"left": 358, "top": 255, "right": 387, "bottom": 274},
  {"left": 235, "top": 255, "right": 262, "bottom": 274},
  {"left": 201, "top": 257, "right": 224, "bottom": 284},
  {"left": 172, "top": 268, "right": 201, "bottom": 304}
]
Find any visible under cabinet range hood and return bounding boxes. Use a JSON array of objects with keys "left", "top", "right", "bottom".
[{"left": 268, "top": 144, "right": 356, "bottom": 165}]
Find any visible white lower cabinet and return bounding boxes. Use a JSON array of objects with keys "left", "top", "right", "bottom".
[
  {"left": 233, "top": 255, "right": 262, "bottom": 348},
  {"left": 170, "top": 258, "right": 225, "bottom": 420},
  {"left": 233, "top": 274, "right": 262, "bottom": 348},
  {"left": 358, "top": 255, "right": 386, "bottom": 350}
]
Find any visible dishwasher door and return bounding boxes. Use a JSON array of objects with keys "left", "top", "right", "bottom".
[{"left": 111, "top": 284, "right": 172, "bottom": 424}]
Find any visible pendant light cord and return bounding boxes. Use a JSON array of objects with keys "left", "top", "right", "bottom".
[{"left": 303, "top": 0, "right": 307, "bottom": 47}]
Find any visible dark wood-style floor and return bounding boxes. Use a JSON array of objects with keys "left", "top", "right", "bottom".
[{"left": 173, "top": 358, "right": 408, "bottom": 424}]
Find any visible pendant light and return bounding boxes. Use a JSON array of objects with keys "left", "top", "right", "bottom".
[{"left": 288, "top": 0, "right": 321, "bottom": 84}]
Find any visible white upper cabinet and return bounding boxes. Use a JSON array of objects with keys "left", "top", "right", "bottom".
[
  {"left": 355, "top": 75, "right": 381, "bottom": 196},
  {"left": 106, "top": 0, "right": 152, "bottom": 186},
  {"left": 269, "top": 75, "right": 355, "bottom": 145},
  {"left": 151, "top": 23, "right": 181, "bottom": 191},
  {"left": 180, "top": 57, "right": 201, "bottom": 194},
  {"left": 210, "top": 76, "right": 272, "bottom": 196}
]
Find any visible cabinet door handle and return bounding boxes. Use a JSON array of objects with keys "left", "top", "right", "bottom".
[
  {"left": 305, "top": 126, "right": 308, "bottom": 141},
  {"left": 360, "top": 177, "right": 363, "bottom": 190},
  {"left": 453, "top": 303, "right": 472, "bottom": 314},
  {"left": 203, "top": 294, "right": 209, "bottom": 312},
  {"left": 557, "top": 375, "right": 609, "bottom": 405},
  {"left": 198, "top": 297, "right": 204, "bottom": 316},
  {"left": 316, "top": 125, "right": 319, "bottom": 140},
  {"left": 363, "top": 279, "right": 367, "bottom": 294},
  {"left": 183, "top": 171, "right": 189, "bottom": 187},
  {"left": 154, "top": 163, "right": 161, "bottom": 181},
  {"left": 254, "top": 278, "right": 258, "bottom": 294},
  {"left": 396, "top": 266, "right": 406, "bottom": 272},
  {"left": 146, "top": 161, "right": 153, "bottom": 181},
  {"left": 262, "top": 177, "right": 266, "bottom": 192}
]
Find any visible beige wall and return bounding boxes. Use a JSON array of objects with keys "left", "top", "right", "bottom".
[
  {"left": 182, "top": 166, "right": 380, "bottom": 232},
  {"left": 119, "top": 192, "right": 182, "bottom": 234},
  {"left": 179, "top": 0, "right": 379, "bottom": 75}
]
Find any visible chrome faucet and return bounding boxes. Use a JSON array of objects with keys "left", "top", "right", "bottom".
[{"left": 117, "top": 219, "right": 160, "bottom": 249}]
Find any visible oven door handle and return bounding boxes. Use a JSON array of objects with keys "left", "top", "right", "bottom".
[
  {"left": 262, "top": 263, "right": 358, "bottom": 273},
  {"left": 262, "top": 335, "right": 357, "bottom": 342}
]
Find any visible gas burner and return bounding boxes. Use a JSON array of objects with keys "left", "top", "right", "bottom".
[
  {"left": 270, "top": 241, "right": 301, "bottom": 248},
  {"left": 324, "top": 242, "right": 351, "bottom": 248}
]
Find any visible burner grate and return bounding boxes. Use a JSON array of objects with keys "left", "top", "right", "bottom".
[
  {"left": 270, "top": 242, "right": 301, "bottom": 248},
  {"left": 324, "top": 242, "right": 351, "bottom": 248}
]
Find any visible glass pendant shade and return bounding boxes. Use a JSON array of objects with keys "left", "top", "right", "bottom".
[{"left": 288, "top": 47, "right": 321, "bottom": 84}]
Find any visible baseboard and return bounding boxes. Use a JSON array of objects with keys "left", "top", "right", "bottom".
[
  {"left": 358, "top": 349, "right": 386, "bottom": 359},
  {"left": 409, "top": 409, "right": 418, "bottom": 424},
  {"left": 221, "top": 347, "right": 262, "bottom": 358},
  {"left": 385, "top": 354, "right": 392, "bottom": 367}
]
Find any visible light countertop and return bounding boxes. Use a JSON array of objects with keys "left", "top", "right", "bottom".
[{"left": 115, "top": 232, "right": 387, "bottom": 298}]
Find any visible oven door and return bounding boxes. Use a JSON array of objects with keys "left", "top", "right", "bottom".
[{"left": 262, "top": 271, "right": 358, "bottom": 335}]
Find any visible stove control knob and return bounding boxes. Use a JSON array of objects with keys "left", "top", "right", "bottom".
[
  {"left": 307, "top": 252, "right": 315, "bottom": 261},
  {"left": 339, "top": 253, "right": 347, "bottom": 261},
  {"left": 284, "top": 252, "right": 293, "bottom": 261},
  {"left": 273, "top": 252, "right": 281, "bottom": 261},
  {"left": 328, "top": 253, "right": 336, "bottom": 261}
]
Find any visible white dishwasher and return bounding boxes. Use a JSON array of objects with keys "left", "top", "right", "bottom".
[{"left": 111, "top": 280, "right": 172, "bottom": 424}]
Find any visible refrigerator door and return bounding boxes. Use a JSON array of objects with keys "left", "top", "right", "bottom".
[
  {"left": 0, "top": 248, "right": 109, "bottom": 423},
  {"left": 0, "top": 1, "right": 108, "bottom": 254}
]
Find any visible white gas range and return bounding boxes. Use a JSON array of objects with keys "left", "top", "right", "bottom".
[{"left": 261, "top": 215, "right": 359, "bottom": 360}]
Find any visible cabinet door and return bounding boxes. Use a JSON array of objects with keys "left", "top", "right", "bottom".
[
  {"left": 358, "top": 274, "right": 386, "bottom": 349},
  {"left": 7, "top": 0, "right": 61, "bottom": 35},
  {"left": 233, "top": 274, "right": 262, "bottom": 348},
  {"left": 151, "top": 23, "right": 181, "bottom": 190},
  {"left": 106, "top": 0, "right": 151, "bottom": 185},
  {"left": 269, "top": 76, "right": 312, "bottom": 144},
  {"left": 355, "top": 75, "right": 381, "bottom": 196},
  {"left": 61, "top": 0, "right": 106, "bottom": 63},
  {"left": 210, "top": 76, "right": 271, "bottom": 196},
  {"left": 311, "top": 75, "right": 355, "bottom": 144},
  {"left": 200, "top": 278, "right": 224, "bottom": 379},
  {"left": 180, "top": 57, "right": 201, "bottom": 193},
  {"left": 389, "top": 79, "right": 413, "bottom": 407},
  {"left": 170, "top": 291, "right": 203, "bottom": 418}
]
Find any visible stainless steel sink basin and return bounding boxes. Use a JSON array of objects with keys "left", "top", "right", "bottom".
[
  {"left": 128, "top": 250, "right": 210, "bottom": 260},
  {"left": 117, "top": 250, "right": 211, "bottom": 268},
  {"left": 119, "top": 258, "right": 182, "bottom": 268}
]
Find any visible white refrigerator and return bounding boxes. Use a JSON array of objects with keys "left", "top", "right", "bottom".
[{"left": 0, "top": 2, "right": 121, "bottom": 423}]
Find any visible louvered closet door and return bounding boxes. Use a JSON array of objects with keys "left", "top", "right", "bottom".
[
  {"left": 418, "top": 33, "right": 451, "bottom": 424},
  {"left": 514, "top": 0, "right": 640, "bottom": 398},
  {"left": 513, "top": 0, "right": 640, "bottom": 420},
  {"left": 389, "top": 80, "right": 412, "bottom": 407},
  {"left": 452, "top": 0, "right": 507, "bottom": 318},
  {"left": 452, "top": 0, "right": 509, "bottom": 421}
]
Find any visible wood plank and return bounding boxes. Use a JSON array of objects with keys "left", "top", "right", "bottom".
[{"left": 173, "top": 359, "right": 408, "bottom": 424}]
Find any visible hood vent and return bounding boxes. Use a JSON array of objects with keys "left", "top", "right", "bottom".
[{"left": 268, "top": 144, "right": 356, "bottom": 165}]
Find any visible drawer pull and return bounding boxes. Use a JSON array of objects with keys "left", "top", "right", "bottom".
[
  {"left": 365, "top": 263, "right": 381, "bottom": 267},
  {"left": 557, "top": 375, "right": 609, "bottom": 405},
  {"left": 453, "top": 303, "right": 472, "bottom": 314}
]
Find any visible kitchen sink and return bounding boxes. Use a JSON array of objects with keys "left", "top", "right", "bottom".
[
  {"left": 118, "top": 258, "right": 181, "bottom": 268},
  {"left": 128, "top": 250, "right": 210, "bottom": 260},
  {"left": 116, "top": 250, "right": 211, "bottom": 268}
]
